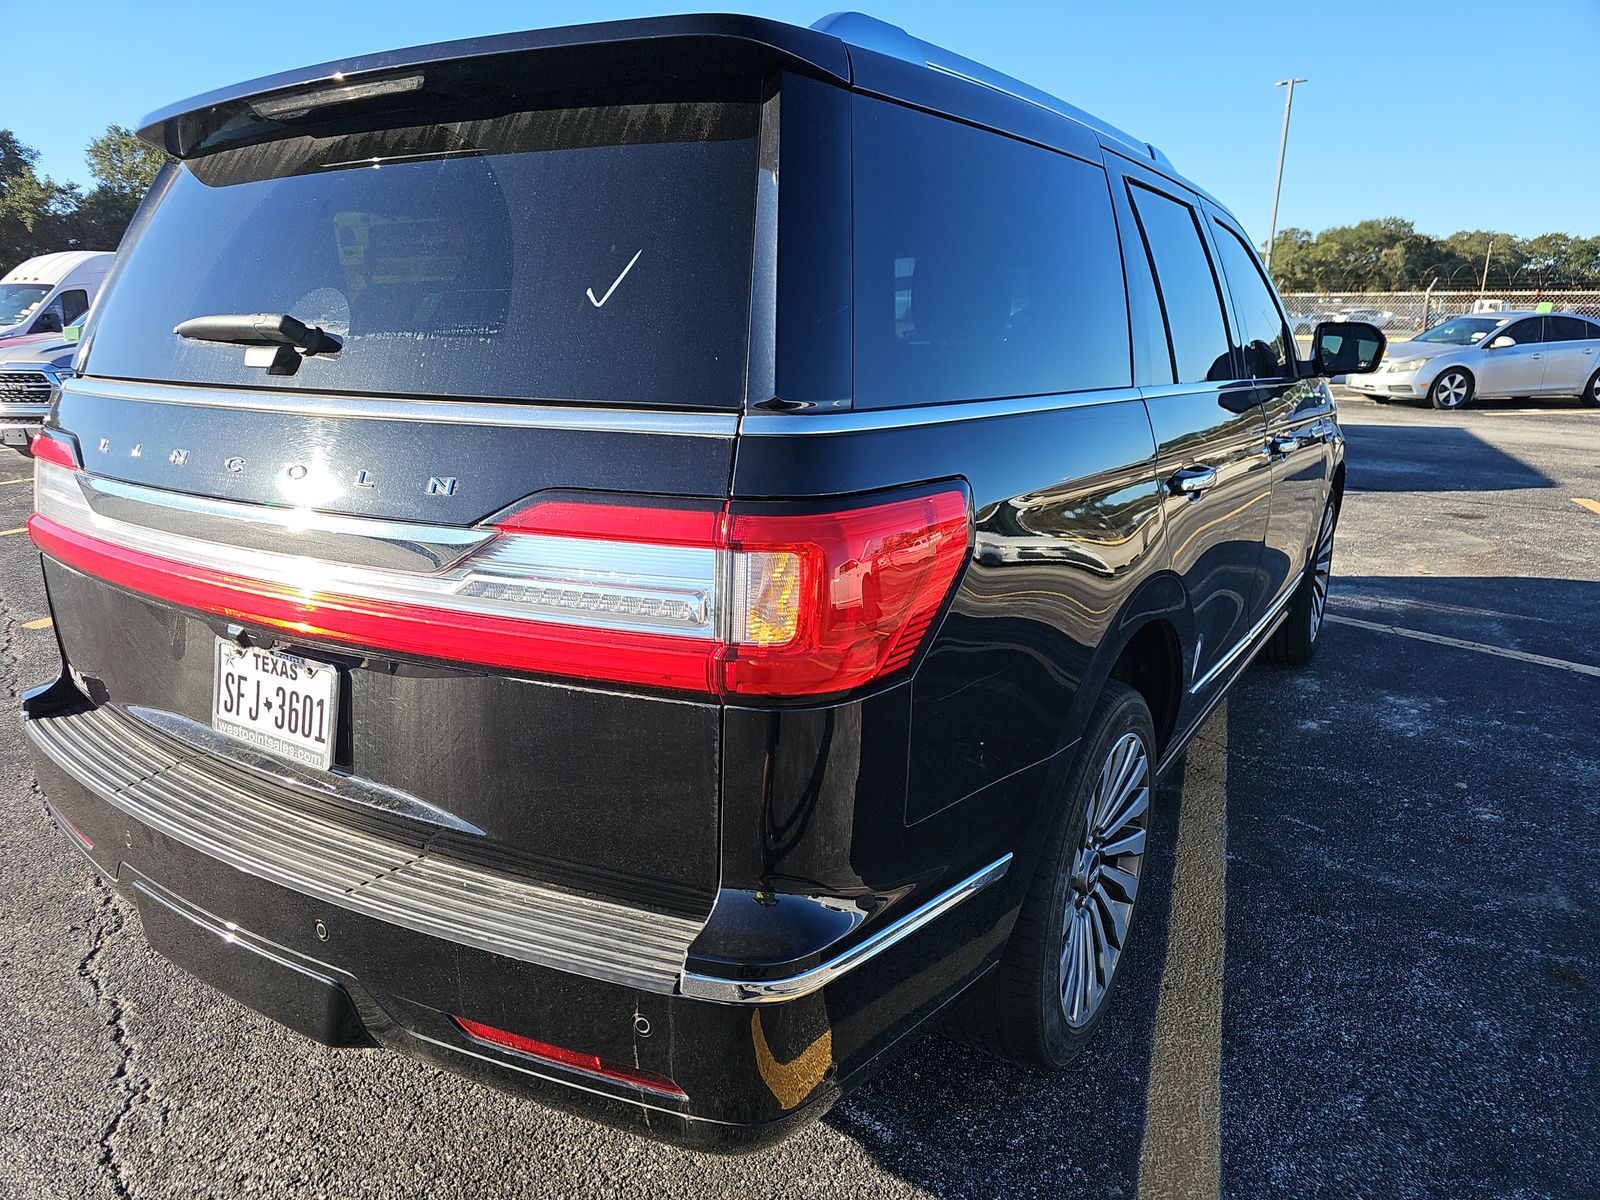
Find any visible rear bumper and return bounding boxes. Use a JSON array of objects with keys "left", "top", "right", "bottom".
[
  {"left": 25, "top": 686, "right": 1015, "bottom": 1149},
  {"left": 28, "top": 705, "right": 828, "bottom": 1149}
]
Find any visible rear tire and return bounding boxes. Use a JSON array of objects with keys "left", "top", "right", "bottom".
[
  {"left": 1582, "top": 368, "right": 1600, "bottom": 409},
  {"left": 1264, "top": 496, "right": 1337, "bottom": 666},
  {"left": 945, "top": 680, "right": 1154, "bottom": 1068},
  {"left": 1429, "top": 368, "right": 1474, "bottom": 410}
]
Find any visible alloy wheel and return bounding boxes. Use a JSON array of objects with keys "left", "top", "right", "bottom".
[
  {"left": 1308, "top": 503, "right": 1335, "bottom": 642},
  {"left": 1434, "top": 371, "right": 1469, "bottom": 409},
  {"left": 1060, "top": 731, "right": 1149, "bottom": 1028}
]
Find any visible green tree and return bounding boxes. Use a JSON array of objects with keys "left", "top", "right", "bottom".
[
  {"left": 1270, "top": 221, "right": 1600, "bottom": 291},
  {"left": 84, "top": 125, "right": 167, "bottom": 195},
  {"left": 66, "top": 125, "right": 170, "bottom": 250},
  {"left": 0, "top": 130, "right": 77, "bottom": 267}
]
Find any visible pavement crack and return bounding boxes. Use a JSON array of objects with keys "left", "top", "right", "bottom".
[{"left": 76, "top": 878, "right": 147, "bottom": 1200}]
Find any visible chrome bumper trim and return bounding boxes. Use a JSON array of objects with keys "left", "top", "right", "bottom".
[{"left": 678, "top": 854, "right": 1013, "bottom": 1004}]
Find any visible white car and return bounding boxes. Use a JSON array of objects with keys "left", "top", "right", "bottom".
[{"left": 1347, "top": 311, "right": 1600, "bottom": 410}]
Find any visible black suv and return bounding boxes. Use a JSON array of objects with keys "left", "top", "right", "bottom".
[{"left": 23, "top": 13, "right": 1383, "bottom": 1151}]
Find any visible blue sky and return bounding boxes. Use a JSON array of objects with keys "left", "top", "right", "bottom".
[{"left": 5, "top": 1, "right": 1596, "bottom": 242}]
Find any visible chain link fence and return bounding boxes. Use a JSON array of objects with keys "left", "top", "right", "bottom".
[{"left": 1280, "top": 290, "right": 1600, "bottom": 342}]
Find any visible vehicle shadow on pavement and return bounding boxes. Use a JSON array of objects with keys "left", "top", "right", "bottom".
[
  {"left": 1341, "top": 424, "right": 1557, "bottom": 492},
  {"left": 818, "top": 766, "right": 1189, "bottom": 1197}
]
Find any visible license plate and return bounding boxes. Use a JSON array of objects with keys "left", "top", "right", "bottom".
[{"left": 213, "top": 642, "right": 338, "bottom": 770}]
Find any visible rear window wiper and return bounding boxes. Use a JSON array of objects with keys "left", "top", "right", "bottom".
[{"left": 175, "top": 312, "right": 341, "bottom": 375}]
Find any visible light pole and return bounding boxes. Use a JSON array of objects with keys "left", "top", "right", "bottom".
[{"left": 1264, "top": 77, "right": 1307, "bottom": 273}]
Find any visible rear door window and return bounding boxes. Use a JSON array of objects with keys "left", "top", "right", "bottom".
[
  {"left": 85, "top": 94, "right": 760, "bottom": 408},
  {"left": 1546, "top": 316, "right": 1590, "bottom": 343},
  {"left": 851, "top": 96, "right": 1131, "bottom": 408},
  {"left": 1126, "top": 184, "right": 1235, "bottom": 384}
]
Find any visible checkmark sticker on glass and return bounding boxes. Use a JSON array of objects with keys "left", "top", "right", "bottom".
[{"left": 586, "top": 249, "right": 643, "bottom": 308}]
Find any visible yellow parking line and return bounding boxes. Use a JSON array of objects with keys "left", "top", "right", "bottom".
[
  {"left": 0, "top": 527, "right": 25, "bottom": 536},
  {"left": 1137, "top": 701, "right": 1228, "bottom": 1200},
  {"left": 1574, "top": 498, "right": 1600, "bottom": 517},
  {"left": 20, "top": 617, "right": 52, "bottom": 631},
  {"left": 0, "top": 478, "right": 32, "bottom": 487}
]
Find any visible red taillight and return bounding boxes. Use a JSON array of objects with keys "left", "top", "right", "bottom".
[
  {"left": 720, "top": 490, "right": 972, "bottom": 695},
  {"left": 29, "top": 431, "right": 80, "bottom": 470},
  {"left": 452, "top": 1015, "right": 687, "bottom": 1100},
  {"left": 30, "top": 463, "right": 971, "bottom": 699}
]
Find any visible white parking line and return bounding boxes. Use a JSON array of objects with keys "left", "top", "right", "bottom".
[
  {"left": 1325, "top": 613, "right": 1600, "bottom": 678},
  {"left": 1137, "top": 702, "right": 1228, "bottom": 1200}
]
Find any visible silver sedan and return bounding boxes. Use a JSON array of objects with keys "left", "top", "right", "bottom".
[{"left": 1346, "top": 311, "right": 1600, "bottom": 410}]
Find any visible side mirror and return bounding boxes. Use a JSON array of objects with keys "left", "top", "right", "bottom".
[
  {"left": 1487, "top": 335, "right": 1516, "bottom": 350},
  {"left": 1309, "top": 321, "right": 1385, "bottom": 376}
]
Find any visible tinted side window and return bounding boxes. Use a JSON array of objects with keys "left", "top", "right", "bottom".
[
  {"left": 57, "top": 290, "right": 90, "bottom": 324},
  {"left": 1501, "top": 319, "right": 1545, "bottom": 345},
  {"left": 852, "top": 96, "right": 1131, "bottom": 407},
  {"left": 1127, "top": 184, "right": 1234, "bottom": 384},
  {"left": 1547, "top": 316, "right": 1590, "bottom": 343},
  {"left": 1211, "top": 221, "right": 1292, "bottom": 379}
]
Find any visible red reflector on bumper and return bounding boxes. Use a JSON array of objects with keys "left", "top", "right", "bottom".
[{"left": 452, "top": 1015, "right": 687, "bottom": 1100}]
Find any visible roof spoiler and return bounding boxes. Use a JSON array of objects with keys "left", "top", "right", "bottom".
[{"left": 136, "top": 15, "right": 850, "bottom": 159}]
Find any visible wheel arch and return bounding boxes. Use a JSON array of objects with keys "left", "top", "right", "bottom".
[{"left": 1061, "top": 571, "right": 1193, "bottom": 759}]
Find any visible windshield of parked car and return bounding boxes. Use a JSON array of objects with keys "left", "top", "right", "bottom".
[
  {"left": 1414, "top": 317, "right": 1500, "bottom": 345},
  {"left": 85, "top": 84, "right": 760, "bottom": 408},
  {"left": 0, "top": 284, "right": 50, "bottom": 325}
]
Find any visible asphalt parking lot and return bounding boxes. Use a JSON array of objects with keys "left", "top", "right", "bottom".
[{"left": 1, "top": 390, "right": 1596, "bottom": 1199}]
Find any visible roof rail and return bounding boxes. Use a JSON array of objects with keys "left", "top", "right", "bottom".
[{"left": 811, "top": 12, "right": 1169, "bottom": 170}]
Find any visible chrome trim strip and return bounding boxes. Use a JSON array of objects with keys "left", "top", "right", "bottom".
[
  {"left": 738, "top": 388, "right": 1143, "bottom": 436},
  {"left": 678, "top": 854, "right": 1013, "bottom": 1004},
  {"left": 1160, "top": 601, "right": 1289, "bottom": 778},
  {"left": 1188, "top": 581, "right": 1298, "bottom": 697},
  {"left": 78, "top": 473, "right": 492, "bottom": 574},
  {"left": 65, "top": 376, "right": 741, "bottom": 437}
]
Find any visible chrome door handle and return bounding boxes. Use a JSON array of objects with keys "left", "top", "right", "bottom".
[
  {"left": 1303, "top": 418, "right": 1337, "bottom": 443},
  {"left": 1269, "top": 433, "right": 1303, "bottom": 455},
  {"left": 1168, "top": 465, "right": 1218, "bottom": 496}
]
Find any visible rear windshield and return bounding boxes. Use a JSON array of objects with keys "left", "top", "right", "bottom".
[{"left": 87, "top": 95, "right": 759, "bottom": 408}]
